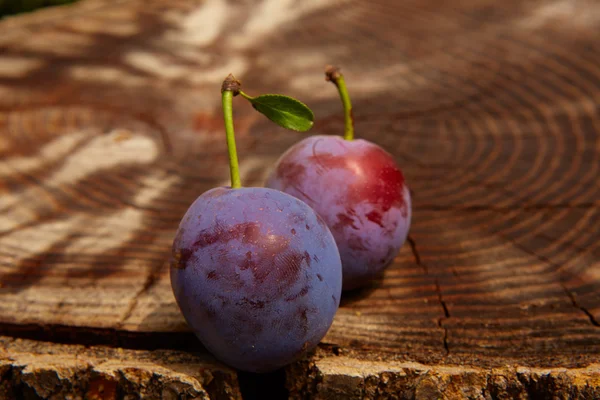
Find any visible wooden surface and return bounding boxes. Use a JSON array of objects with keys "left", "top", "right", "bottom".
[
  {"left": 0, "top": 0, "right": 599, "bottom": 398},
  {"left": 0, "top": 336, "right": 241, "bottom": 399}
]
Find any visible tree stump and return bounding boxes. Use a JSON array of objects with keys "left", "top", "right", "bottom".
[{"left": 0, "top": 0, "right": 599, "bottom": 398}]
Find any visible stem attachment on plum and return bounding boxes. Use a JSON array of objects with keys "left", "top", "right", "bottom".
[
  {"left": 325, "top": 65, "right": 354, "bottom": 141},
  {"left": 221, "top": 74, "right": 242, "bottom": 189}
]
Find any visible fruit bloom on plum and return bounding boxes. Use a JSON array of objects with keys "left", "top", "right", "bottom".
[{"left": 170, "top": 186, "right": 342, "bottom": 372}]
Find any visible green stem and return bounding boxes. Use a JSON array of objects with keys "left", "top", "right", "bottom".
[
  {"left": 221, "top": 78, "right": 242, "bottom": 189},
  {"left": 238, "top": 90, "right": 252, "bottom": 101},
  {"left": 326, "top": 66, "right": 354, "bottom": 141}
]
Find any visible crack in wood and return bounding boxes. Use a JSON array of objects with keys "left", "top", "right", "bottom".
[
  {"left": 496, "top": 231, "right": 600, "bottom": 329},
  {"left": 117, "top": 260, "right": 166, "bottom": 329},
  {"left": 0, "top": 322, "right": 199, "bottom": 352},
  {"left": 407, "top": 235, "right": 450, "bottom": 355},
  {"left": 563, "top": 285, "right": 600, "bottom": 328},
  {"left": 407, "top": 235, "right": 425, "bottom": 274},
  {"left": 435, "top": 280, "right": 450, "bottom": 356}
]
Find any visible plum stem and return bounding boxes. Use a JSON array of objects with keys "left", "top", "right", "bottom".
[
  {"left": 221, "top": 74, "right": 242, "bottom": 188},
  {"left": 325, "top": 65, "right": 354, "bottom": 141}
]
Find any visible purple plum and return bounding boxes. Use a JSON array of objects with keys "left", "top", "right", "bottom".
[
  {"left": 266, "top": 135, "right": 411, "bottom": 290},
  {"left": 170, "top": 186, "right": 342, "bottom": 373}
]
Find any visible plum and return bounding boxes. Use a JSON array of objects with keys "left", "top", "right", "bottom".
[
  {"left": 170, "top": 75, "right": 342, "bottom": 373},
  {"left": 266, "top": 136, "right": 410, "bottom": 290},
  {"left": 170, "top": 187, "right": 341, "bottom": 372},
  {"left": 266, "top": 67, "right": 411, "bottom": 290}
]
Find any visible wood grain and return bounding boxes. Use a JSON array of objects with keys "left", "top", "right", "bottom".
[{"left": 0, "top": 0, "right": 599, "bottom": 397}]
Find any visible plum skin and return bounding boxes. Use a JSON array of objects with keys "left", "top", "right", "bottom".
[
  {"left": 266, "top": 135, "right": 411, "bottom": 291},
  {"left": 170, "top": 186, "right": 342, "bottom": 373}
]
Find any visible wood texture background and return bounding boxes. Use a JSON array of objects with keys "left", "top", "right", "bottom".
[{"left": 0, "top": 0, "right": 599, "bottom": 398}]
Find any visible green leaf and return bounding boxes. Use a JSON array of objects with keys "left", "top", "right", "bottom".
[{"left": 246, "top": 94, "right": 314, "bottom": 132}]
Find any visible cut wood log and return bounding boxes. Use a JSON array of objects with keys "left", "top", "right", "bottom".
[
  {"left": 286, "top": 352, "right": 600, "bottom": 399},
  {"left": 0, "top": 0, "right": 599, "bottom": 397},
  {"left": 0, "top": 336, "right": 241, "bottom": 400}
]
